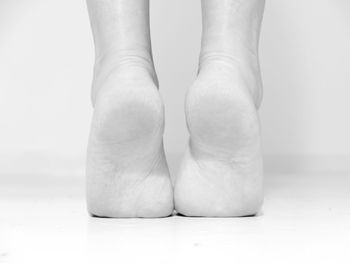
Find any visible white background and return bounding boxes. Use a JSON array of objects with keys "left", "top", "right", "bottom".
[
  {"left": 0, "top": 0, "right": 349, "bottom": 175},
  {"left": 1, "top": 1, "right": 350, "bottom": 262}
]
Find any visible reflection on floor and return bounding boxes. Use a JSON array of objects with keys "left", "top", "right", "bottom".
[{"left": 1, "top": 171, "right": 350, "bottom": 263}]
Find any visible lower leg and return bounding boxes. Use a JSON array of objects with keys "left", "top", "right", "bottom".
[
  {"left": 86, "top": 0, "right": 173, "bottom": 218},
  {"left": 199, "top": 0, "right": 265, "bottom": 107},
  {"left": 86, "top": 0, "right": 158, "bottom": 103},
  {"left": 174, "top": 0, "right": 265, "bottom": 217}
]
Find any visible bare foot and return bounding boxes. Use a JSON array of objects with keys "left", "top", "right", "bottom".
[
  {"left": 86, "top": 61, "right": 173, "bottom": 218},
  {"left": 85, "top": 0, "right": 173, "bottom": 217},
  {"left": 174, "top": 0, "right": 265, "bottom": 217},
  {"left": 174, "top": 59, "right": 263, "bottom": 217}
]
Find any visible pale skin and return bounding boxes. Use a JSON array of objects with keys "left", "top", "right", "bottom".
[{"left": 86, "top": 0, "right": 265, "bottom": 217}]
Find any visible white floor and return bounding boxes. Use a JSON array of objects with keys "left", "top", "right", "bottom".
[{"left": 1, "top": 170, "right": 350, "bottom": 263}]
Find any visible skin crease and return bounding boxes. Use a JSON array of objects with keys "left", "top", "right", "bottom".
[
  {"left": 174, "top": 0, "right": 266, "bottom": 216},
  {"left": 86, "top": 0, "right": 174, "bottom": 218}
]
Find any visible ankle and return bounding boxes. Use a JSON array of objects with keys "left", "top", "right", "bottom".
[
  {"left": 199, "top": 49, "right": 259, "bottom": 72},
  {"left": 197, "top": 51, "right": 262, "bottom": 107},
  {"left": 94, "top": 49, "right": 157, "bottom": 82},
  {"left": 91, "top": 50, "right": 158, "bottom": 104},
  {"left": 97, "top": 47, "right": 154, "bottom": 69}
]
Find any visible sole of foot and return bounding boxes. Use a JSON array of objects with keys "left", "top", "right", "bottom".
[
  {"left": 174, "top": 62, "right": 264, "bottom": 217},
  {"left": 86, "top": 66, "right": 174, "bottom": 218}
]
